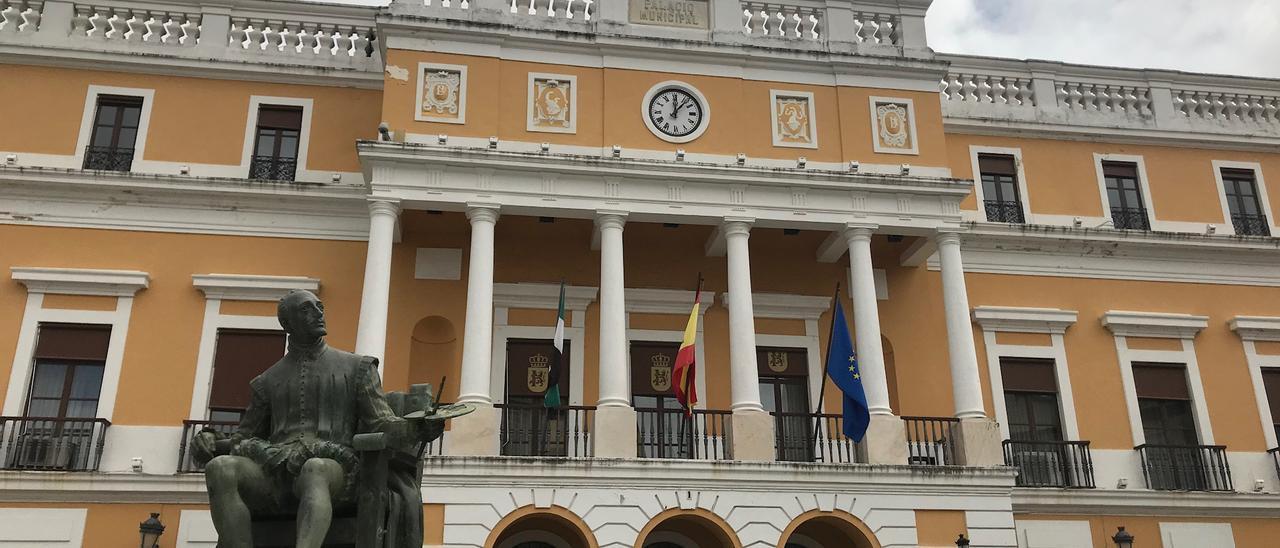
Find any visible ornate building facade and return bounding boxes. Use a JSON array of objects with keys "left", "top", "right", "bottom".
[{"left": 1, "top": 0, "right": 1279, "bottom": 546}]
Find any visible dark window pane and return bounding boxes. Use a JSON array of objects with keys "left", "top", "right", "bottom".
[
  {"left": 981, "top": 175, "right": 998, "bottom": 198},
  {"left": 69, "top": 365, "right": 104, "bottom": 399},
  {"left": 256, "top": 130, "right": 276, "bottom": 156},
  {"left": 116, "top": 128, "right": 138, "bottom": 149},
  {"left": 30, "top": 363, "right": 68, "bottom": 399},
  {"left": 65, "top": 399, "right": 99, "bottom": 418},
  {"left": 121, "top": 105, "right": 141, "bottom": 128},
  {"left": 279, "top": 133, "right": 299, "bottom": 158},
  {"left": 26, "top": 399, "right": 60, "bottom": 418},
  {"left": 758, "top": 384, "right": 776, "bottom": 413}
]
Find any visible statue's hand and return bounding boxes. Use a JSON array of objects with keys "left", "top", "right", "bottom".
[
  {"left": 381, "top": 418, "right": 411, "bottom": 448},
  {"left": 418, "top": 418, "right": 445, "bottom": 444},
  {"left": 189, "top": 430, "right": 222, "bottom": 466}
]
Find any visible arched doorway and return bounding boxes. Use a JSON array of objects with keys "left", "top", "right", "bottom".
[
  {"left": 635, "top": 509, "right": 741, "bottom": 548},
  {"left": 489, "top": 506, "right": 597, "bottom": 548},
  {"left": 882, "top": 335, "right": 898, "bottom": 413},
  {"left": 409, "top": 315, "right": 457, "bottom": 390},
  {"left": 779, "top": 511, "right": 880, "bottom": 548}
]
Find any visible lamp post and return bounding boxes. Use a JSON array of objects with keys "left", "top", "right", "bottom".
[
  {"left": 1112, "top": 526, "right": 1134, "bottom": 548},
  {"left": 955, "top": 533, "right": 971, "bottom": 547},
  {"left": 139, "top": 512, "right": 165, "bottom": 548}
]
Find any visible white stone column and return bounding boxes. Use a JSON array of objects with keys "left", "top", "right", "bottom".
[
  {"left": 844, "top": 225, "right": 891, "bottom": 416},
  {"left": 593, "top": 212, "right": 637, "bottom": 458},
  {"left": 937, "top": 230, "right": 985, "bottom": 420},
  {"left": 355, "top": 200, "right": 400, "bottom": 366},
  {"left": 723, "top": 219, "right": 775, "bottom": 461},
  {"left": 449, "top": 205, "right": 502, "bottom": 456}
]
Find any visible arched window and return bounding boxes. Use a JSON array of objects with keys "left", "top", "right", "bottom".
[
  {"left": 513, "top": 543, "right": 557, "bottom": 548},
  {"left": 645, "top": 543, "right": 685, "bottom": 548}
]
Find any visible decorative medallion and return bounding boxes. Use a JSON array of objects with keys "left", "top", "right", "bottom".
[
  {"left": 416, "top": 63, "right": 467, "bottom": 124},
  {"left": 766, "top": 351, "right": 789, "bottom": 373},
  {"left": 527, "top": 352, "right": 550, "bottom": 393},
  {"left": 528, "top": 73, "right": 576, "bottom": 133},
  {"left": 870, "top": 97, "right": 918, "bottom": 155},
  {"left": 649, "top": 352, "right": 672, "bottom": 392},
  {"left": 771, "top": 90, "right": 817, "bottom": 148},
  {"left": 642, "top": 81, "right": 710, "bottom": 144}
]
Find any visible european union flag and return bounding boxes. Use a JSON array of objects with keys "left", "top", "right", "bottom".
[{"left": 825, "top": 298, "right": 869, "bottom": 442}]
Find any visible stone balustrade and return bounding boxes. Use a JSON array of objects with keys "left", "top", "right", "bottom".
[
  {"left": 0, "top": 0, "right": 42, "bottom": 33},
  {"left": 941, "top": 55, "right": 1280, "bottom": 141},
  {"left": 71, "top": 4, "right": 199, "bottom": 46},
  {"left": 741, "top": 1, "right": 823, "bottom": 40},
  {"left": 227, "top": 17, "right": 375, "bottom": 58}
]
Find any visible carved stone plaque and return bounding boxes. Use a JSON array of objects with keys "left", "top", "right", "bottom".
[{"left": 629, "top": 0, "right": 709, "bottom": 29}]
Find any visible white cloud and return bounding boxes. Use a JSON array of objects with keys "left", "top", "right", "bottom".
[{"left": 927, "top": 0, "right": 1280, "bottom": 78}]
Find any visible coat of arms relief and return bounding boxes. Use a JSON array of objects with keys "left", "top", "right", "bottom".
[
  {"left": 771, "top": 91, "right": 817, "bottom": 148},
  {"left": 529, "top": 74, "right": 576, "bottom": 133},
  {"left": 871, "top": 97, "right": 917, "bottom": 154},
  {"left": 417, "top": 64, "right": 467, "bottom": 123}
]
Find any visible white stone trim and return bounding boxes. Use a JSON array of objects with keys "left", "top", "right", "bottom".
[
  {"left": 968, "top": 145, "right": 1032, "bottom": 223},
  {"left": 868, "top": 96, "right": 919, "bottom": 155},
  {"left": 1159, "top": 522, "right": 1235, "bottom": 548},
  {"left": 1091, "top": 153, "right": 1158, "bottom": 229},
  {"left": 1211, "top": 160, "right": 1278, "bottom": 236},
  {"left": 177, "top": 509, "right": 218, "bottom": 548},
  {"left": 1231, "top": 316, "right": 1280, "bottom": 449},
  {"left": 70, "top": 85, "right": 156, "bottom": 172},
  {"left": 1230, "top": 316, "right": 1280, "bottom": 342},
  {"left": 416, "top": 62, "right": 469, "bottom": 124},
  {"left": 489, "top": 287, "right": 594, "bottom": 406},
  {"left": 493, "top": 283, "right": 598, "bottom": 311},
  {"left": 1107, "top": 329, "right": 1215, "bottom": 450},
  {"left": 641, "top": 81, "right": 711, "bottom": 144},
  {"left": 192, "top": 273, "right": 319, "bottom": 302},
  {"left": 974, "top": 307, "right": 1081, "bottom": 442},
  {"left": 1101, "top": 310, "right": 1208, "bottom": 339},
  {"left": 497, "top": 530, "right": 572, "bottom": 548},
  {"left": 0, "top": 507, "right": 88, "bottom": 547},
  {"left": 624, "top": 288, "right": 715, "bottom": 315},
  {"left": 719, "top": 292, "right": 831, "bottom": 320},
  {"left": 769, "top": 89, "right": 818, "bottom": 149},
  {"left": 11, "top": 267, "right": 149, "bottom": 297},
  {"left": 233, "top": 95, "right": 315, "bottom": 181},
  {"left": 526, "top": 72, "right": 578, "bottom": 134}
]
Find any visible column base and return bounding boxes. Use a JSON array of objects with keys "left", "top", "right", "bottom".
[
  {"left": 728, "top": 409, "right": 776, "bottom": 462},
  {"left": 592, "top": 406, "right": 638, "bottom": 459},
  {"left": 445, "top": 403, "right": 501, "bottom": 457},
  {"left": 862, "top": 414, "right": 909, "bottom": 465},
  {"left": 955, "top": 418, "right": 1004, "bottom": 467}
]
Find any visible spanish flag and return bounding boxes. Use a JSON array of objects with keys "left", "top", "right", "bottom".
[{"left": 672, "top": 284, "right": 701, "bottom": 413}]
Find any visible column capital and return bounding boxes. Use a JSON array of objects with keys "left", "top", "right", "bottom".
[
  {"left": 595, "top": 210, "right": 628, "bottom": 230},
  {"left": 367, "top": 199, "right": 401, "bottom": 217},
  {"left": 842, "top": 223, "right": 878, "bottom": 242},
  {"left": 722, "top": 217, "right": 754, "bottom": 237},
  {"left": 465, "top": 204, "right": 501, "bottom": 224},
  {"left": 935, "top": 229, "right": 965, "bottom": 246}
]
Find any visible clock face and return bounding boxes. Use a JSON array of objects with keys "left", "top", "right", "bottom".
[{"left": 647, "top": 87, "right": 705, "bottom": 138}]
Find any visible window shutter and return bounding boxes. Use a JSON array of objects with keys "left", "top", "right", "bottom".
[
  {"left": 1102, "top": 161, "right": 1138, "bottom": 179},
  {"left": 208, "top": 329, "right": 285, "bottom": 411},
  {"left": 1221, "top": 168, "right": 1256, "bottom": 183},
  {"left": 257, "top": 106, "right": 303, "bottom": 130},
  {"left": 1263, "top": 369, "right": 1280, "bottom": 423},
  {"left": 1000, "top": 357, "right": 1057, "bottom": 393},
  {"left": 1133, "top": 363, "right": 1190, "bottom": 400},
  {"left": 34, "top": 323, "right": 111, "bottom": 361},
  {"left": 978, "top": 154, "right": 1017, "bottom": 176}
]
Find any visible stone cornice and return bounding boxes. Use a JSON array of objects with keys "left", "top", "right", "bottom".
[
  {"left": 719, "top": 293, "right": 831, "bottom": 320},
  {"left": 1230, "top": 316, "right": 1280, "bottom": 342},
  {"left": 1013, "top": 488, "right": 1280, "bottom": 519},
  {"left": 972, "top": 306, "right": 1078, "bottom": 334},
  {"left": 625, "top": 288, "right": 714, "bottom": 316},
  {"left": 493, "top": 283, "right": 598, "bottom": 311},
  {"left": 12, "top": 267, "right": 150, "bottom": 297},
  {"left": 1101, "top": 311, "right": 1209, "bottom": 339},
  {"left": 192, "top": 274, "right": 320, "bottom": 302}
]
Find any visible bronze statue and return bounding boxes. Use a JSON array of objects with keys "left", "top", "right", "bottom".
[{"left": 190, "top": 289, "right": 470, "bottom": 548}]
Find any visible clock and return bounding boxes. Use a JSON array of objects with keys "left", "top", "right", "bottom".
[{"left": 642, "top": 81, "right": 710, "bottom": 143}]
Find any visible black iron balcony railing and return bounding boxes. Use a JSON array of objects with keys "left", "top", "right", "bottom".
[
  {"left": 248, "top": 155, "right": 298, "bottom": 182},
  {"left": 1003, "top": 439, "right": 1095, "bottom": 488},
  {"left": 770, "top": 412, "right": 863, "bottom": 464},
  {"left": 82, "top": 145, "right": 134, "bottom": 172},
  {"left": 983, "top": 200, "right": 1026, "bottom": 223},
  {"left": 903, "top": 416, "right": 959, "bottom": 466},
  {"left": 1231, "top": 213, "right": 1271, "bottom": 236},
  {"left": 1110, "top": 206, "right": 1151, "bottom": 230},
  {"left": 1269, "top": 447, "right": 1279, "bottom": 484},
  {"left": 0, "top": 416, "right": 110, "bottom": 471},
  {"left": 1136, "top": 444, "right": 1233, "bottom": 491},
  {"left": 636, "top": 407, "right": 731, "bottom": 460},
  {"left": 498, "top": 403, "right": 594, "bottom": 458},
  {"left": 177, "top": 420, "right": 239, "bottom": 472}
]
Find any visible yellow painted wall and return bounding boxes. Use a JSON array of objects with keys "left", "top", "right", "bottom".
[
  {"left": 0, "top": 63, "right": 379, "bottom": 172},
  {"left": 914, "top": 510, "right": 967, "bottom": 547}
]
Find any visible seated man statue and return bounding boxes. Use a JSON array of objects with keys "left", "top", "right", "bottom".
[{"left": 189, "top": 289, "right": 450, "bottom": 548}]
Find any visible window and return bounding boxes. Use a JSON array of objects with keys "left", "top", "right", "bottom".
[
  {"left": 631, "top": 341, "right": 690, "bottom": 458},
  {"left": 11, "top": 324, "right": 110, "bottom": 470},
  {"left": 249, "top": 105, "right": 303, "bottom": 181},
  {"left": 1103, "top": 162, "right": 1150, "bottom": 230},
  {"left": 757, "top": 347, "right": 812, "bottom": 462},
  {"left": 978, "top": 154, "right": 1025, "bottom": 223},
  {"left": 207, "top": 329, "right": 285, "bottom": 423},
  {"left": 83, "top": 95, "right": 143, "bottom": 172},
  {"left": 1262, "top": 368, "right": 1280, "bottom": 444},
  {"left": 1134, "top": 363, "right": 1197, "bottom": 446},
  {"left": 1001, "top": 358, "right": 1063, "bottom": 442},
  {"left": 502, "top": 339, "right": 572, "bottom": 457},
  {"left": 1221, "top": 168, "right": 1270, "bottom": 236}
]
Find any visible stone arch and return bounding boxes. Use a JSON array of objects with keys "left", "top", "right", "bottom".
[
  {"left": 409, "top": 315, "right": 458, "bottom": 392},
  {"left": 634, "top": 508, "right": 742, "bottom": 548},
  {"left": 882, "top": 335, "right": 898, "bottom": 413},
  {"left": 778, "top": 509, "right": 881, "bottom": 548},
  {"left": 487, "top": 505, "right": 598, "bottom": 548}
]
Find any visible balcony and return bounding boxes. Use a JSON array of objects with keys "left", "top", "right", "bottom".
[
  {"left": 636, "top": 407, "right": 731, "bottom": 460},
  {"left": 1231, "top": 213, "right": 1271, "bottom": 236},
  {"left": 0, "top": 416, "right": 110, "bottom": 471},
  {"left": 177, "top": 419, "right": 239, "bottom": 473},
  {"left": 771, "top": 412, "right": 862, "bottom": 464},
  {"left": 903, "top": 416, "right": 959, "bottom": 466},
  {"left": 983, "top": 199, "right": 1026, "bottom": 223},
  {"left": 82, "top": 145, "right": 134, "bottom": 172},
  {"left": 498, "top": 403, "right": 594, "bottom": 458},
  {"left": 1110, "top": 207, "right": 1150, "bottom": 231},
  {"left": 248, "top": 155, "right": 298, "bottom": 182},
  {"left": 1003, "top": 440, "right": 1095, "bottom": 488},
  {"left": 1136, "top": 444, "right": 1233, "bottom": 491},
  {"left": 1269, "top": 447, "right": 1279, "bottom": 482}
]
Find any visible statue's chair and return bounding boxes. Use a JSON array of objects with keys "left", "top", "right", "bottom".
[{"left": 248, "top": 384, "right": 437, "bottom": 548}]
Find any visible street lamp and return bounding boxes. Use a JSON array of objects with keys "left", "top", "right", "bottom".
[
  {"left": 139, "top": 512, "right": 165, "bottom": 548},
  {"left": 955, "top": 533, "right": 971, "bottom": 547},
  {"left": 1112, "top": 526, "right": 1134, "bottom": 548}
]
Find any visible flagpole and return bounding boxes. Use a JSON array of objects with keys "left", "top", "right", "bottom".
[{"left": 812, "top": 282, "right": 841, "bottom": 454}]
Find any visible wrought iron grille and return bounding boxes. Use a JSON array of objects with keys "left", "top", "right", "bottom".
[
  {"left": 769, "top": 411, "right": 864, "bottom": 464},
  {"left": 635, "top": 407, "right": 731, "bottom": 460},
  {"left": 177, "top": 420, "right": 239, "bottom": 472},
  {"left": 498, "top": 403, "right": 594, "bottom": 458},
  {"left": 82, "top": 146, "right": 134, "bottom": 171},
  {"left": 1110, "top": 207, "right": 1150, "bottom": 230},
  {"left": 248, "top": 155, "right": 298, "bottom": 182},
  {"left": 1003, "top": 439, "right": 1095, "bottom": 488},
  {"left": 0, "top": 416, "right": 111, "bottom": 471},
  {"left": 1231, "top": 213, "right": 1271, "bottom": 236},
  {"left": 1269, "top": 447, "right": 1279, "bottom": 485},
  {"left": 1136, "top": 444, "right": 1233, "bottom": 491},
  {"left": 983, "top": 200, "right": 1026, "bottom": 223},
  {"left": 903, "top": 416, "right": 959, "bottom": 466}
]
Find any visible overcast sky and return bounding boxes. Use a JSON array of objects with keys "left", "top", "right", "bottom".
[{"left": 334, "top": 0, "right": 1280, "bottom": 78}]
